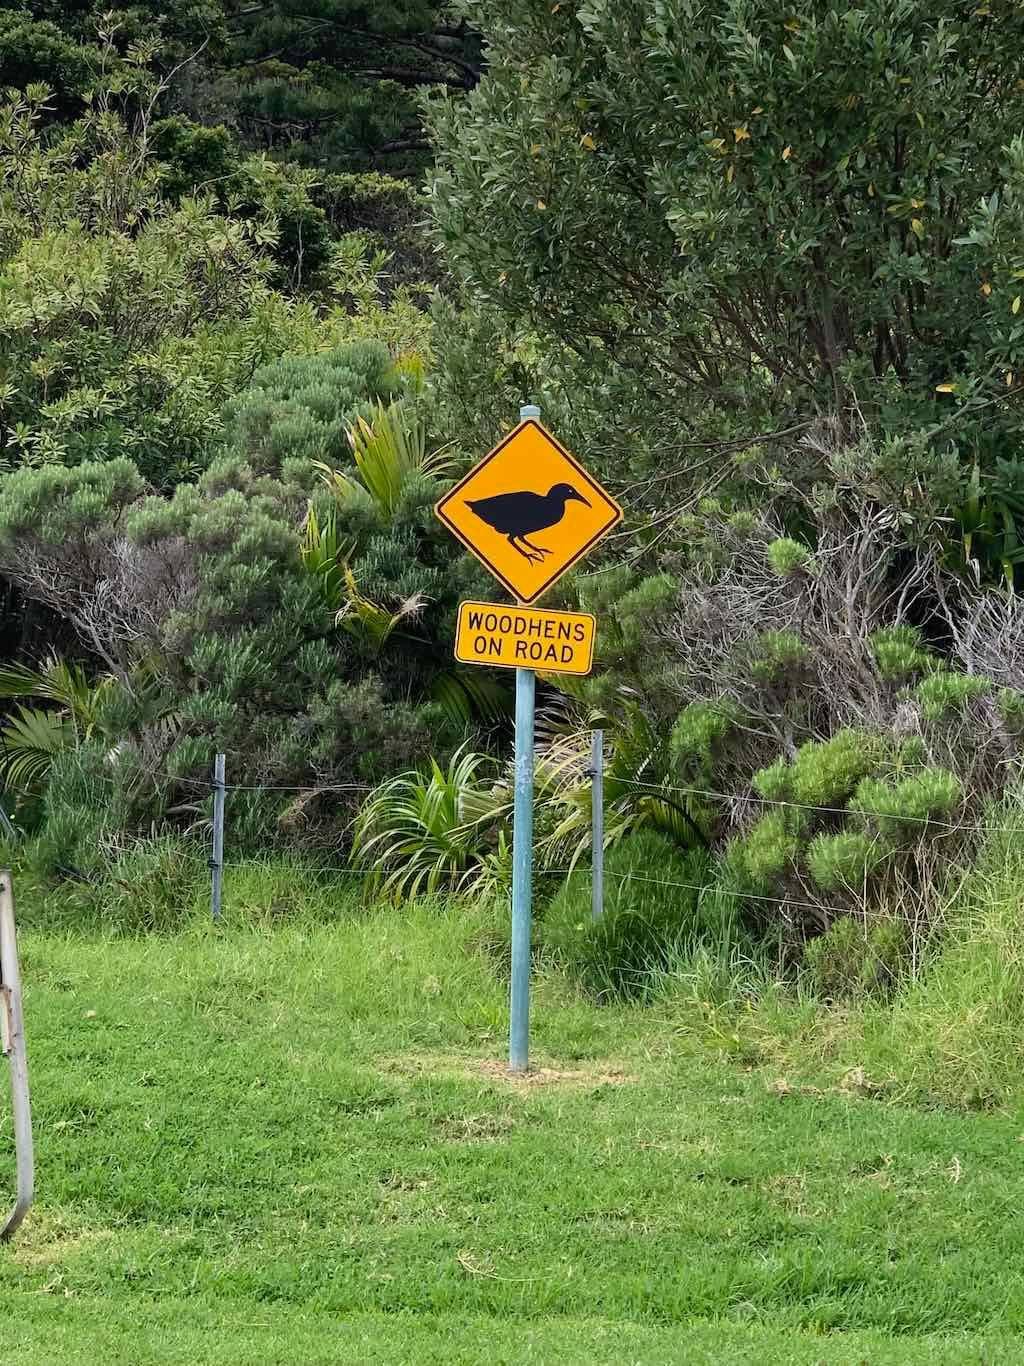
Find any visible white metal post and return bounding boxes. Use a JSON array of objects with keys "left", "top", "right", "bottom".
[{"left": 0, "top": 869, "right": 33, "bottom": 1242}]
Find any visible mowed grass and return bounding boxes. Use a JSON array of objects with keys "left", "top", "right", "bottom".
[{"left": 3, "top": 884, "right": 1024, "bottom": 1363}]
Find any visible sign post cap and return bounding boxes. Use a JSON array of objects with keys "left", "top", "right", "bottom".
[{"left": 519, "top": 404, "right": 541, "bottom": 419}]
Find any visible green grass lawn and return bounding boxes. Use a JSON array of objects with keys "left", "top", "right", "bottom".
[{"left": 3, "top": 893, "right": 1024, "bottom": 1363}]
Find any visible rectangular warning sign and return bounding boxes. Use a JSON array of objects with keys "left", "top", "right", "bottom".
[{"left": 454, "top": 601, "right": 596, "bottom": 675}]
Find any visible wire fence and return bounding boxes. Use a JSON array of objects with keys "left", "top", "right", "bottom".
[
  {"left": 96, "top": 764, "right": 1024, "bottom": 835},
  {"left": 212, "top": 859, "right": 885, "bottom": 926},
  {"left": 48, "top": 743, "right": 1024, "bottom": 923}
]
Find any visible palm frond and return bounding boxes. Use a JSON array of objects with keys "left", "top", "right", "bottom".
[
  {"left": 351, "top": 747, "right": 508, "bottom": 901},
  {"left": 317, "top": 402, "right": 455, "bottom": 518},
  {"left": 0, "top": 705, "right": 72, "bottom": 794},
  {"left": 300, "top": 504, "right": 356, "bottom": 612},
  {"left": 430, "top": 670, "right": 512, "bottom": 727}
]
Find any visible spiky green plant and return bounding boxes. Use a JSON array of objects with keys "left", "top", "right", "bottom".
[
  {"left": 351, "top": 748, "right": 510, "bottom": 901},
  {"left": 315, "top": 401, "right": 453, "bottom": 517},
  {"left": 536, "top": 704, "right": 711, "bottom": 873},
  {"left": 335, "top": 564, "right": 427, "bottom": 651},
  {"left": 299, "top": 505, "right": 355, "bottom": 613},
  {"left": 0, "top": 657, "right": 118, "bottom": 797}
]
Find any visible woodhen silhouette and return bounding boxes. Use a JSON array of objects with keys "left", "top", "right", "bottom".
[{"left": 465, "top": 483, "right": 591, "bottom": 564}]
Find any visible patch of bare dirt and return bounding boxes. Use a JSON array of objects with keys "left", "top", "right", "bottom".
[{"left": 380, "top": 1052, "right": 634, "bottom": 1089}]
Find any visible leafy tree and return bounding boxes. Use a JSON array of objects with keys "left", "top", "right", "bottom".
[
  {"left": 0, "top": 340, "right": 495, "bottom": 848},
  {"left": 0, "top": 9, "right": 97, "bottom": 111},
  {"left": 217, "top": 2, "right": 482, "bottom": 173},
  {"left": 2, "top": 0, "right": 480, "bottom": 172},
  {"left": 0, "top": 75, "right": 281, "bottom": 482},
  {"left": 428, "top": 1, "right": 1024, "bottom": 498}
]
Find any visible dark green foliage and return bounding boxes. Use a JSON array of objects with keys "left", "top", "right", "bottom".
[
  {"left": 216, "top": 2, "right": 481, "bottom": 173},
  {"left": 870, "top": 626, "right": 935, "bottom": 682},
  {"left": 430, "top": 0, "right": 1024, "bottom": 488},
  {"left": 220, "top": 341, "right": 401, "bottom": 472},
  {"left": 0, "top": 10, "right": 95, "bottom": 111},
  {"left": 951, "top": 457, "right": 1024, "bottom": 591},
  {"left": 0, "top": 338, "right": 478, "bottom": 853},
  {"left": 0, "top": 81, "right": 291, "bottom": 485},
  {"left": 2, "top": 0, "right": 476, "bottom": 174},
  {"left": 542, "top": 832, "right": 714, "bottom": 1001},
  {"left": 803, "top": 915, "right": 909, "bottom": 1001}
]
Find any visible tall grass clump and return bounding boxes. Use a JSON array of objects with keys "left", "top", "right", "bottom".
[
  {"left": 862, "top": 801, "right": 1024, "bottom": 1106},
  {"left": 748, "top": 796, "right": 1024, "bottom": 1109},
  {"left": 541, "top": 831, "right": 748, "bottom": 1003},
  {"left": 15, "top": 837, "right": 208, "bottom": 935},
  {"left": 11, "top": 842, "right": 366, "bottom": 936}
]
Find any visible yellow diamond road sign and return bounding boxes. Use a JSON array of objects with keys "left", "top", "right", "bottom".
[
  {"left": 434, "top": 418, "right": 622, "bottom": 604},
  {"left": 455, "top": 601, "right": 596, "bottom": 675}
]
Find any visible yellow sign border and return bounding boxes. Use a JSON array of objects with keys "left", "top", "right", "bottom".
[
  {"left": 434, "top": 419, "right": 623, "bottom": 605},
  {"left": 454, "top": 601, "right": 596, "bottom": 675}
]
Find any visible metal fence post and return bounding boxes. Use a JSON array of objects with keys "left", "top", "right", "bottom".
[
  {"left": 211, "top": 752, "right": 225, "bottom": 922},
  {"left": 591, "top": 728, "right": 604, "bottom": 921},
  {"left": 0, "top": 803, "right": 16, "bottom": 843},
  {"left": 509, "top": 402, "right": 540, "bottom": 1074},
  {"left": 1, "top": 869, "right": 33, "bottom": 1242}
]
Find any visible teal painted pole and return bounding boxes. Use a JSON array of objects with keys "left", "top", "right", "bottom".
[
  {"left": 509, "top": 402, "right": 540, "bottom": 1073},
  {"left": 591, "top": 729, "right": 604, "bottom": 921}
]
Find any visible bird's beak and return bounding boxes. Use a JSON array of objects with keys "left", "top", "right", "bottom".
[{"left": 570, "top": 491, "right": 591, "bottom": 506}]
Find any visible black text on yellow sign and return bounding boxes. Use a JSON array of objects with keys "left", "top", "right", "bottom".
[{"left": 454, "top": 601, "right": 596, "bottom": 675}]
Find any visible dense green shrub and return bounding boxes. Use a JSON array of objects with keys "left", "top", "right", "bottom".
[
  {"left": 766, "top": 538, "right": 813, "bottom": 577},
  {"left": 724, "top": 811, "right": 804, "bottom": 896},
  {"left": 849, "top": 769, "right": 964, "bottom": 840},
  {"left": 804, "top": 916, "right": 908, "bottom": 1001},
  {"left": 806, "top": 830, "right": 892, "bottom": 894},
  {"left": 753, "top": 731, "right": 881, "bottom": 809},
  {"left": 0, "top": 336, "right": 484, "bottom": 853},
  {"left": 914, "top": 672, "right": 991, "bottom": 722},
  {"left": 542, "top": 832, "right": 714, "bottom": 1002},
  {"left": 746, "top": 631, "right": 810, "bottom": 687},
  {"left": 669, "top": 702, "right": 737, "bottom": 785},
  {"left": 219, "top": 342, "right": 402, "bottom": 473},
  {"left": 430, "top": 0, "right": 1024, "bottom": 511},
  {"left": 870, "top": 626, "right": 935, "bottom": 682}
]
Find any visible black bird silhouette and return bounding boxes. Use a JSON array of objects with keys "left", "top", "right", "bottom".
[{"left": 465, "top": 483, "right": 591, "bottom": 564}]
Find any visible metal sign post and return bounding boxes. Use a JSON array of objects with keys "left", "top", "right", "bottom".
[
  {"left": 591, "top": 729, "right": 604, "bottom": 922},
  {"left": 509, "top": 403, "right": 540, "bottom": 1072},
  {"left": 1, "top": 869, "right": 33, "bottom": 1242},
  {"left": 434, "top": 403, "right": 621, "bottom": 1073},
  {"left": 508, "top": 674, "right": 534, "bottom": 1066}
]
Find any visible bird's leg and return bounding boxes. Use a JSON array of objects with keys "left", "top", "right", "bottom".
[
  {"left": 508, "top": 535, "right": 543, "bottom": 564},
  {"left": 519, "top": 535, "right": 550, "bottom": 559}
]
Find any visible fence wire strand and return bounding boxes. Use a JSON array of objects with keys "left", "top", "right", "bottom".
[{"left": 90, "top": 760, "right": 1024, "bottom": 833}]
